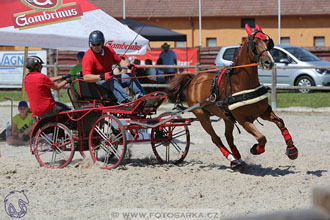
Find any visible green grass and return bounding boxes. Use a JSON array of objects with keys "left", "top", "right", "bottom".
[
  {"left": 0, "top": 89, "right": 71, "bottom": 103},
  {"left": 271, "top": 92, "right": 330, "bottom": 108},
  {"left": 0, "top": 89, "right": 330, "bottom": 108}
]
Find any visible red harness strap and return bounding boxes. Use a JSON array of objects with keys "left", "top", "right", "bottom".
[{"left": 217, "top": 68, "right": 227, "bottom": 87}]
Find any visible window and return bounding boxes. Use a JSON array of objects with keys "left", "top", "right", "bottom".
[
  {"left": 270, "top": 49, "right": 288, "bottom": 63},
  {"left": 314, "top": 37, "right": 325, "bottom": 47},
  {"left": 241, "top": 18, "right": 255, "bottom": 28},
  {"left": 207, "top": 38, "right": 217, "bottom": 47},
  {"left": 280, "top": 37, "right": 290, "bottom": 45},
  {"left": 223, "top": 48, "right": 239, "bottom": 61},
  {"left": 175, "top": 41, "right": 185, "bottom": 48}
]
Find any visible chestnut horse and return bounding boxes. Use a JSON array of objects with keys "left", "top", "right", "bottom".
[{"left": 166, "top": 24, "right": 298, "bottom": 170}]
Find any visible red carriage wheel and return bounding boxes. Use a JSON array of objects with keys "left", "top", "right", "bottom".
[
  {"left": 89, "top": 114, "right": 127, "bottom": 169},
  {"left": 151, "top": 112, "right": 190, "bottom": 164},
  {"left": 33, "top": 123, "right": 75, "bottom": 169}
]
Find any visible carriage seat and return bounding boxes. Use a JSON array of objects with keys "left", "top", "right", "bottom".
[
  {"left": 75, "top": 79, "right": 114, "bottom": 101},
  {"left": 68, "top": 72, "right": 117, "bottom": 109},
  {"left": 69, "top": 70, "right": 114, "bottom": 100}
]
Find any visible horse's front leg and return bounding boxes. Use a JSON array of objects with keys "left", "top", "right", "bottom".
[
  {"left": 224, "top": 119, "right": 243, "bottom": 161},
  {"left": 193, "top": 109, "right": 242, "bottom": 169},
  {"left": 241, "top": 120, "right": 267, "bottom": 155},
  {"left": 260, "top": 105, "right": 298, "bottom": 160}
]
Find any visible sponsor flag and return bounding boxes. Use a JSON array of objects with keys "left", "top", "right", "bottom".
[
  {"left": 0, "top": 0, "right": 149, "bottom": 55},
  {"left": 127, "top": 48, "right": 198, "bottom": 72}
]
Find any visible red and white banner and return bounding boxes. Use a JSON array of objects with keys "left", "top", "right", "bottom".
[
  {"left": 127, "top": 48, "right": 198, "bottom": 71},
  {"left": 0, "top": 0, "right": 149, "bottom": 54}
]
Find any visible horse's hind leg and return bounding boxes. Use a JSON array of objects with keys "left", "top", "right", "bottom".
[
  {"left": 241, "top": 120, "right": 267, "bottom": 155},
  {"left": 193, "top": 109, "right": 242, "bottom": 168},
  {"left": 260, "top": 105, "right": 298, "bottom": 160}
]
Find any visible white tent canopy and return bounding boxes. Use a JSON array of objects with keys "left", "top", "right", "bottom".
[{"left": 0, "top": 0, "right": 149, "bottom": 55}]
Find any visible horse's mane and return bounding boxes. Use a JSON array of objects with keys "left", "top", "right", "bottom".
[
  {"left": 165, "top": 74, "right": 193, "bottom": 103},
  {"left": 231, "top": 41, "right": 247, "bottom": 66}
]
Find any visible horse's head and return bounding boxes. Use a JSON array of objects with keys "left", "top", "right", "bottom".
[{"left": 245, "top": 24, "right": 274, "bottom": 70}]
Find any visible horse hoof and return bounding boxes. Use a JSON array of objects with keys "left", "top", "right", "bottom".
[
  {"left": 250, "top": 144, "right": 265, "bottom": 155},
  {"left": 286, "top": 146, "right": 298, "bottom": 160},
  {"left": 230, "top": 160, "right": 244, "bottom": 171},
  {"left": 237, "top": 158, "right": 246, "bottom": 165}
]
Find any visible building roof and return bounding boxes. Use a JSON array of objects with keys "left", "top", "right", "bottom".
[{"left": 89, "top": 0, "right": 330, "bottom": 18}]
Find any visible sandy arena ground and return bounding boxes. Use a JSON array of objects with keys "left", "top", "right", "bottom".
[{"left": 0, "top": 102, "right": 329, "bottom": 220}]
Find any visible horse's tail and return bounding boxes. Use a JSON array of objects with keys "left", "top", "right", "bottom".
[{"left": 165, "top": 74, "right": 194, "bottom": 103}]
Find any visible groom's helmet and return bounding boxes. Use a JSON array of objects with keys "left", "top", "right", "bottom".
[
  {"left": 89, "top": 30, "right": 105, "bottom": 46},
  {"left": 25, "top": 56, "right": 44, "bottom": 71}
]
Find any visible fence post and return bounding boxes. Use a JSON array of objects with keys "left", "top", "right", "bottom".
[
  {"left": 54, "top": 62, "right": 59, "bottom": 100},
  {"left": 271, "top": 65, "right": 277, "bottom": 109},
  {"left": 195, "top": 63, "right": 200, "bottom": 72}
]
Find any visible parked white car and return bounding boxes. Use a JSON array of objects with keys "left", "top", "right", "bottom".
[{"left": 215, "top": 44, "right": 330, "bottom": 93}]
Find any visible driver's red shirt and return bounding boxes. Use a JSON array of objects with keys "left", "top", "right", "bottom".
[
  {"left": 82, "top": 46, "right": 121, "bottom": 76},
  {"left": 24, "top": 72, "right": 56, "bottom": 116}
]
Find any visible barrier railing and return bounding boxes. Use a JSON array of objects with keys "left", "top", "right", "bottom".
[
  {"left": 1, "top": 63, "right": 330, "bottom": 108},
  {"left": 270, "top": 65, "right": 330, "bottom": 108}
]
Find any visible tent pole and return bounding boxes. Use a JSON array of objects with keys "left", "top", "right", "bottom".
[
  {"left": 54, "top": 49, "right": 59, "bottom": 100},
  {"left": 21, "top": 46, "right": 29, "bottom": 101},
  {"left": 186, "top": 45, "right": 188, "bottom": 72},
  {"left": 123, "top": 0, "right": 126, "bottom": 19},
  {"left": 198, "top": 0, "right": 202, "bottom": 46}
]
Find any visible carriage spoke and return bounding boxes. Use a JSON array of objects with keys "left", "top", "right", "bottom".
[
  {"left": 39, "top": 132, "right": 52, "bottom": 144},
  {"left": 171, "top": 129, "right": 187, "bottom": 140},
  {"left": 53, "top": 126, "right": 59, "bottom": 143},
  {"left": 54, "top": 146, "right": 70, "bottom": 160},
  {"left": 37, "top": 148, "right": 52, "bottom": 154},
  {"left": 112, "top": 133, "right": 122, "bottom": 143},
  {"left": 94, "top": 125, "right": 109, "bottom": 141},
  {"left": 51, "top": 151, "right": 57, "bottom": 166},
  {"left": 107, "top": 120, "right": 113, "bottom": 139},
  {"left": 57, "top": 138, "right": 73, "bottom": 148},
  {"left": 102, "top": 143, "right": 121, "bottom": 159},
  {"left": 99, "top": 142, "right": 121, "bottom": 160},
  {"left": 103, "top": 152, "right": 109, "bottom": 166},
  {"left": 94, "top": 123, "right": 122, "bottom": 144},
  {"left": 169, "top": 140, "right": 184, "bottom": 154}
]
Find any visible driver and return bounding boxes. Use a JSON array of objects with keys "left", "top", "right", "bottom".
[
  {"left": 24, "top": 56, "right": 71, "bottom": 118},
  {"left": 82, "top": 30, "right": 145, "bottom": 104}
]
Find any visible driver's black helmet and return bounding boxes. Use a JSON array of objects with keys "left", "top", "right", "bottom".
[
  {"left": 89, "top": 30, "right": 105, "bottom": 45},
  {"left": 25, "top": 56, "right": 44, "bottom": 71}
]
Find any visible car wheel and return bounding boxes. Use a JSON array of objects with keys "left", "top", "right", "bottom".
[{"left": 295, "top": 75, "right": 315, "bottom": 93}]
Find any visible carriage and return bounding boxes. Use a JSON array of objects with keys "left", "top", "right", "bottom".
[
  {"left": 29, "top": 78, "right": 193, "bottom": 169},
  {"left": 30, "top": 24, "right": 299, "bottom": 171}
]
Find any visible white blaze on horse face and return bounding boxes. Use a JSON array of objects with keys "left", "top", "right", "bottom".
[{"left": 259, "top": 40, "right": 274, "bottom": 70}]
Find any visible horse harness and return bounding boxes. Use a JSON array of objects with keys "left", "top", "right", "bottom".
[
  {"left": 248, "top": 30, "right": 274, "bottom": 61},
  {"left": 207, "top": 30, "right": 273, "bottom": 123},
  {"left": 209, "top": 68, "right": 270, "bottom": 124}
]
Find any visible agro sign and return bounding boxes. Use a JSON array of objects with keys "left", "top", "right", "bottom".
[
  {"left": 14, "top": 0, "right": 83, "bottom": 30},
  {"left": 0, "top": 50, "right": 47, "bottom": 88}
]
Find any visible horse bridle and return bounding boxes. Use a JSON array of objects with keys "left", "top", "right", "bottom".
[{"left": 248, "top": 30, "right": 274, "bottom": 61}]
